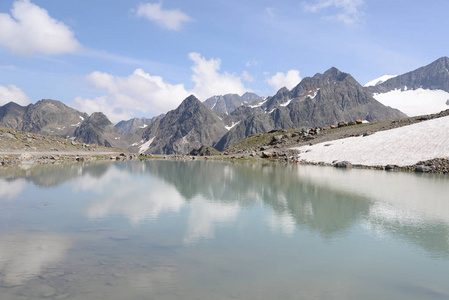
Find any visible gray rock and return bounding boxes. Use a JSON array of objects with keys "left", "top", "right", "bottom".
[
  {"left": 415, "top": 165, "right": 433, "bottom": 173},
  {"left": 334, "top": 161, "right": 352, "bottom": 168}
]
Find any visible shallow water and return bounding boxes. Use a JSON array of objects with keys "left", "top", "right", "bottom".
[{"left": 0, "top": 161, "right": 448, "bottom": 299}]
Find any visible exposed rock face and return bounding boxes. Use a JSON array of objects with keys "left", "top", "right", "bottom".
[
  {"left": 115, "top": 116, "right": 162, "bottom": 135},
  {"left": 203, "top": 92, "right": 263, "bottom": 114},
  {"left": 0, "top": 99, "right": 89, "bottom": 138},
  {"left": 74, "top": 112, "right": 127, "bottom": 149},
  {"left": 216, "top": 67, "right": 405, "bottom": 151},
  {"left": 0, "top": 102, "right": 27, "bottom": 129},
  {"left": 367, "top": 57, "right": 449, "bottom": 93},
  {"left": 135, "top": 95, "right": 228, "bottom": 155}
]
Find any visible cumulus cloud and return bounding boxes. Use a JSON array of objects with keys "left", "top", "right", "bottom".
[
  {"left": 0, "top": 84, "right": 30, "bottom": 106},
  {"left": 303, "top": 0, "right": 365, "bottom": 25},
  {"left": 0, "top": 0, "right": 81, "bottom": 55},
  {"left": 135, "top": 2, "right": 192, "bottom": 31},
  {"left": 74, "top": 69, "right": 190, "bottom": 123},
  {"left": 189, "top": 52, "right": 248, "bottom": 100},
  {"left": 267, "top": 70, "right": 301, "bottom": 90},
  {"left": 74, "top": 52, "right": 250, "bottom": 122}
]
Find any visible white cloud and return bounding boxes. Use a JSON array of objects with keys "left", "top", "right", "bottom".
[
  {"left": 73, "top": 69, "right": 190, "bottom": 123},
  {"left": 267, "top": 70, "right": 301, "bottom": 90},
  {"left": 0, "top": 0, "right": 81, "bottom": 55},
  {"left": 74, "top": 52, "right": 249, "bottom": 122},
  {"left": 136, "top": 2, "right": 192, "bottom": 31},
  {"left": 0, "top": 84, "right": 30, "bottom": 106},
  {"left": 303, "top": 0, "right": 365, "bottom": 25},
  {"left": 189, "top": 52, "right": 248, "bottom": 100}
]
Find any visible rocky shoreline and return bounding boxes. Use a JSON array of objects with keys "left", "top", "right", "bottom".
[{"left": 0, "top": 152, "right": 139, "bottom": 167}]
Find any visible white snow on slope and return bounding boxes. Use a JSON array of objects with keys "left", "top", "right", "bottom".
[
  {"left": 139, "top": 137, "right": 155, "bottom": 154},
  {"left": 280, "top": 99, "right": 292, "bottom": 107},
  {"left": 292, "top": 115, "right": 449, "bottom": 167},
  {"left": 248, "top": 99, "right": 267, "bottom": 108},
  {"left": 373, "top": 88, "right": 449, "bottom": 117},
  {"left": 225, "top": 121, "right": 240, "bottom": 131},
  {"left": 364, "top": 75, "right": 397, "bottom": 87},
  {"left": 307, "top": 88, "right": 319, "bottom": 99}
]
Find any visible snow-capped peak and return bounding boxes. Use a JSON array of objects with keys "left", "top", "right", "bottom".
[{"left": 364, "top": 75, "right": 398, "bottom": 87}]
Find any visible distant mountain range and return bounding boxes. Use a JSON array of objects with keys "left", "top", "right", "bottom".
[{"left": 1, "top": 57, "right": 448, "bottom": 154}]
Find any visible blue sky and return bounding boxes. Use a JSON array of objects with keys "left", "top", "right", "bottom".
[{"left": 0, "top": 0, "right": 447, "bottom": 122}]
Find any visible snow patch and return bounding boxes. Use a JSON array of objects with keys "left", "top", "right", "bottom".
[
  {"left": 139, "top": 137, "right": 155, "bottom": 154},
  {"left": 79, "top": 116, "right": 85, "bottom": 121},
  {"left": 211, "top": 99, "right": 218, "bottom": 110},
  {"left": 291, "top": 115, "right": 449, "bottom": 167},
  {"left": 280, "top": 99, "right": 292, "bottom": 107},
  {"left": 364, "top": 75, "right": 397, "bottom": 87},
  {"left": 373, "top": 88, "right": 449, "bottom": 116},
  {"left": 225, "top": 121, "right": 240, "bottom": 131},
  {"left": 140, "top": 124, "right": 148, "bottom": 129},
  {"left": 131, "top": 139, "right": 144, "bottom": 147},
  {"left": 70, "top": 122, "right": 81, "bottom": 127},
  {"left": 248, "top": 99, "right": 267, "bottom": 108}
]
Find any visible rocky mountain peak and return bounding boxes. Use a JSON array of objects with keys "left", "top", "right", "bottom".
[
  {"left": 88, "top": 112, "right": 113, "bottom": 126},
  {"left": 180, "top": 95, "right": 201, "bottom": 107}
]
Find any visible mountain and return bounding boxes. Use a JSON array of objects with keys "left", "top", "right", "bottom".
[
  {"left": 0, "top": 99, "right": 125, "bottom": 149},
  {"left": 74, "top": 112, "right": 127, "bottom": 149},
  {"left": 115, "top": 115, "right": 162, "bottom": 135},
  {"left": 216, "top": 67, "right": 405, "bottom": 150},
  {"left": 132, "top": 95, "right": 228, "bottom": 154},
  {"left": 0, "top": 99, "right": 88, "bottom": 138},
  {"left": 0, "top": 101, "right": 27, "bottom": 129},
  {"left": 366, "top": 57, "right": 449, "bottom": 116},
  {"left": 203, "top": 92, "right": 263, "bottom": 114}
]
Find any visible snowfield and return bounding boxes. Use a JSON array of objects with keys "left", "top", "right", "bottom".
[
  {"left": 373, "top": 88, "right": 449, "bottom": 117},
  {"left": 292, "top": 115, "right": 449, "bottom": 167}
]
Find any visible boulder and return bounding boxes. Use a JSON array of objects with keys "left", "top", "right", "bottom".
[
  {"left": 337, "top": 121, "right": 348, "bottom": 128},
  {"left": 334, "top": 161, "right": 352, "bottom": 168},
  {"left": 415, "top": 165, "right": 433, "bottom": 173}
]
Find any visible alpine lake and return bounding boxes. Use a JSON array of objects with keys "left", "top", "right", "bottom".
[{"left": 0, "top": 160, "right": 448, "bottom": 300}]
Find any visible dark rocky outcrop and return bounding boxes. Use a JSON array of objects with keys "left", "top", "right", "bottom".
[
  {"left": 74, "top": 112, "right": 127, "bottom": 149},
  {"left": 0, "top": 101, "right": 27, "bottom": 129},
  {"left": 135, "top": 95, "right": 228, "bottom": 155}
]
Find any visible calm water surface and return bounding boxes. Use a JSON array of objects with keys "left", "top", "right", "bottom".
[{"left": 0, "top": 161, "right": 448, "bottom": 299}]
